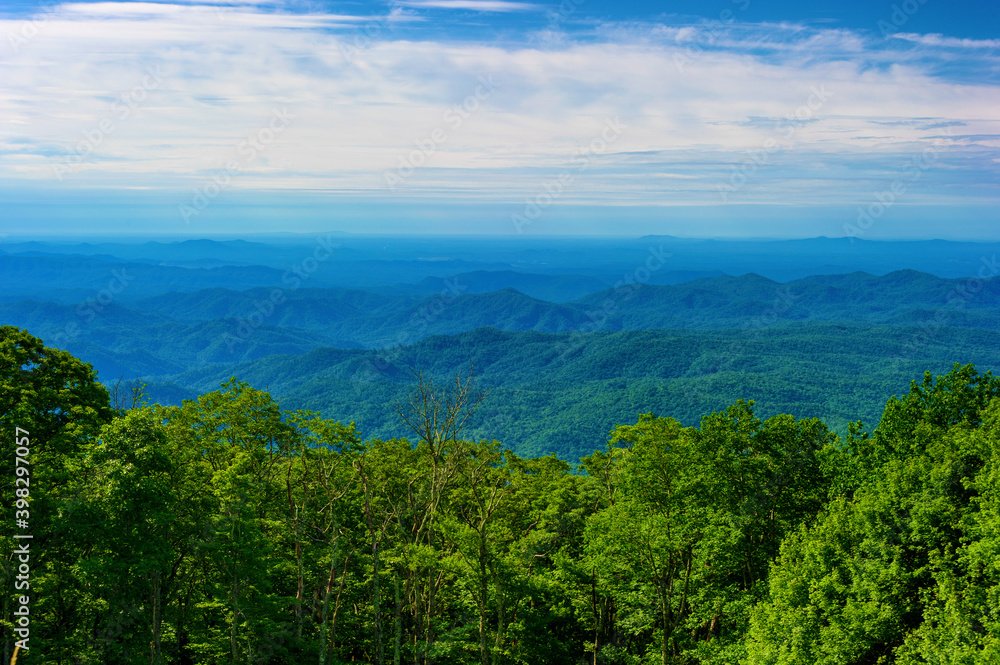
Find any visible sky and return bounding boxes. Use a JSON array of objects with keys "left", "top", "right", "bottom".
[{"left": 0, "top": 0, "right": 998, "bottom": 238}]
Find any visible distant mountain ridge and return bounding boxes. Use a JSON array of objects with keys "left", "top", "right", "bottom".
[
  {"left": 2, "top": 268, "right": 998, "bottom": 390},
  {"left": 4, "top": 235, "right": 1000, "bottom": 296}
]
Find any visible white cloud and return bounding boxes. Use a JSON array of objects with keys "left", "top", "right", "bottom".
[
  {"left": 396, "top": 0, "right": 541, "bottom": 12},
  {"left": 0, "top": 2, "right": 997, "bottom": 208},
  {"left": 892, "top": 33, "right": 1000, "bottom": 49}
]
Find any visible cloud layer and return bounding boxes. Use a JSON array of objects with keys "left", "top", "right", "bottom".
[{"left": 1, "top": 0, "right": 998, "bottom": 215}]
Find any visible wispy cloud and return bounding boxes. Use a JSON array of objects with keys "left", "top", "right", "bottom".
[
  {"left": 397, "top": 0, "right": 542, "bottom": 12},
  {"left": 56, "top": 1, "right": 397, "bottom": 27},
  {"left": 0, "top": 1, "right": 997, "bottom": 212},
  {"left": 892, "top": 32, "right": 1000, "bottom": 49}
]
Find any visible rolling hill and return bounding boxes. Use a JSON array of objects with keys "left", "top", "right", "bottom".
[{"left": 150, "top": 323, "right": 1000, "bottom": 461}]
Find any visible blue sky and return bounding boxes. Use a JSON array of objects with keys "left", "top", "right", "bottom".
[{"left": 0, "top": 0, "right": 997, "bottom": 238}]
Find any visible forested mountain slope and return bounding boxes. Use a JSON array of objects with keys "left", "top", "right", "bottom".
[
  {"left": 160, "top": 324, "right": 1000, "bottom": 460},
  {"left": 3, "top": 269, "right": 999, "bottom": 459},
  {"left": 4, "top": 269, "right": 998, "bottom": 358},
  {"left": 5, "top": 326, "right": 1000, "bottom": 664}
]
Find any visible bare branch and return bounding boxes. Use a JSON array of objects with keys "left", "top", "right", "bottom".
[{"left": 394, "top": 362, "right": 490, "bottom": 450}]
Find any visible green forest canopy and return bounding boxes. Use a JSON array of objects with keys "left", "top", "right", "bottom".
[{"left": 3, "top": 325, "right": 1000, "bottom": 664}]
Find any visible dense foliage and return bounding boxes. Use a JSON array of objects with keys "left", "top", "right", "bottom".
[
  {"left": 172, "top": 324, "right": 1000, "bottom": 461},
  {"left": 3, "top": 326, "right": 1000, "bottom": 664}
]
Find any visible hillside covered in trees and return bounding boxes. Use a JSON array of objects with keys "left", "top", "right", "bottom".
[
  {"left": 5, "top": 325, "right": 1000, "bottom": 664},
  {"left": 6, "top": 256, "right": 1000, "bottom": 462}
]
